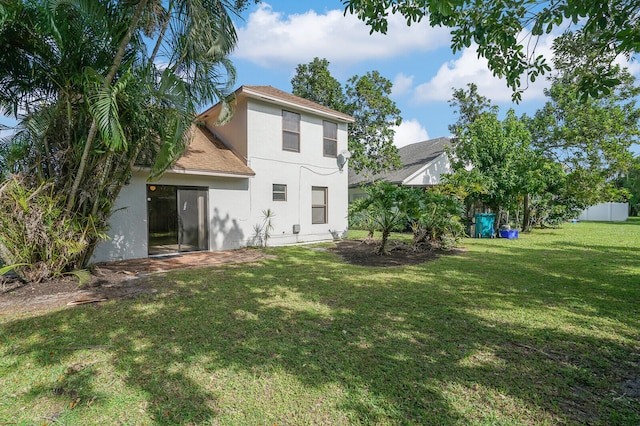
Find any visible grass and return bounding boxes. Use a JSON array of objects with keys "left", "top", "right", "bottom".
[{"left": 1, "top": 219, "right": 639, "bottom": 425}]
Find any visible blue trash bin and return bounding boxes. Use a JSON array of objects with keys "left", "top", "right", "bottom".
[{"left": 474, "top": 213, "right": 496, "bottom": 238}]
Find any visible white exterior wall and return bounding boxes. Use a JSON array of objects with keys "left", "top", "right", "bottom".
[
  {"left": 244, "top": 98, "right": 349, "bottom": 245},
  {"left": 403, "top": 153, "right": 451, "bottom": 186},
  {"left": 92, "top": 171, "right": 254, "bottom": 263},
  {"left": 92, "top": 172, "right": 149, "bottom": 262},
  {"left": 206, "top": 105, "right": 248, "bottom": 159},
  {"left": 578, "top": 202, "right": 629, "bottom": 222}
]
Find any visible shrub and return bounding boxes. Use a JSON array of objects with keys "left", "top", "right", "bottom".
[
  {"left": 0, "top": 176, "right": 101, "bottom": 282},
  {"left": 349, "top": 183, "right": 464, "bottom": 254},
  {"left": 407, "top": 187, "right": 465, "bottom": 250}
]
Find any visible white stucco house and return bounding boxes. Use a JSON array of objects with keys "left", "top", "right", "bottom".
[
  {"left": 348, "top": 137, "right": 451, "bottom": 201},
  {"left": 92, "top": 85, "right": 354, "bottom": 262}
]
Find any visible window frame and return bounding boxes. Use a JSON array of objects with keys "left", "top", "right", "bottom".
[
  {"left": 282, "top": 110, "right": 301, "bottom": 152},
  {"left": 311, "top": 186, "right": 328, "bottom": 224},
  {"left": 322, "top": 120, "right": 338, "bottom": 158},
  {"left": 272, "top": 184, "right": 287, "bottom": 201}
]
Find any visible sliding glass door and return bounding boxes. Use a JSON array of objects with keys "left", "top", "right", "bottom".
[
  {"left": 147, "top": 185, "right": 208, "bottom": 256},
  {"left": 177, "top": 188, "right": 208, "bottom": 253}
]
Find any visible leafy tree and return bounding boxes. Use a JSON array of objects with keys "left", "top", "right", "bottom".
[
  {"left": 446, "top": 106, "right": 559, "bottom": 231},
  {"left": 344, "top": 71, "right": 402, "bottom": 175},
  {"left": 342, "top": 0, "right": 640, "bottom": 101},
  {"left": 515, "top": 150, "right": 569, "bottom": 229},
  {"left": 291, "top": 59, "right": 401, "bottom": 176},
  {"left": 541, "top": 168, "right": 605, "bottom": 224},
  {"left": 0, "top": 0, "right": 252, "bottom": 279},
  {"left": 450, "top": 110, "right": 529, "bottom": 215},
  {"left": 448, "top": 83, "right": 497, "bottom": 137},
  {"left": 291, "top": 57, "right": 346, "bottom": 112},
  {"left": 528, "top": 31, "right": 640, "bottom": 207}
]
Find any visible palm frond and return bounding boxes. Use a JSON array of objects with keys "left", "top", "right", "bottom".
[{"left": 87, "top": 69, "right": 132, "bottom": 152}]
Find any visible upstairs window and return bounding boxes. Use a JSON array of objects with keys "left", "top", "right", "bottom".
[
  {"left": 312, "top": 186, "right": 328, "bottom": 224},
  {"left": 323, "top": 121, "right": 338, "bottom": 157},
  {"left": 272, "top": 184, "right": 287, "bottom": 201},
  {"left": 282, "top": 110, "right": 300, "bottom": 152}
]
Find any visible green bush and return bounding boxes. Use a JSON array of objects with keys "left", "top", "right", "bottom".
[
  {"left": 349, "top": 183, "right": 465, "bottom": 254},
  {"left": 406, "top": 187, "right": 465, "bottom": 250},
  {"left": 0, "top": 176, "right": 100, "bottom": 282}
]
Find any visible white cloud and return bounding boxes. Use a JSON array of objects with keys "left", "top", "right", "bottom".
[
  {"left": 393, "top": 119, "right": 430, "bottom": 148},
  {"left": 392, "top": 73, "right": 414, "bottom": 96},
  {"left": 615, "top": 55, "right": 640, "bottom": 76},
  {"left": 411, "top": 36, "right": 556, "bottom": 104},
  {"left": 234, "top": 3, "right": 450, "bottom": 68}
]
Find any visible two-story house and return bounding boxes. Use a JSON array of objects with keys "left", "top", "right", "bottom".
[{"left": 92, "top": 86, "right": 354, "bottom": 262}]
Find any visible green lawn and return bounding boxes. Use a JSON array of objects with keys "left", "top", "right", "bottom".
[{"left": 1, "top": 220, "right": 639, "bottom": 425}]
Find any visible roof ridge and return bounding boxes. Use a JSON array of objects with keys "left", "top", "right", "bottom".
[
  {"left": 349, "top": 136, "right": 451, "bottom": 186},
  {"left": 239, "top": 85, "right": 354, "bottom": 122}
]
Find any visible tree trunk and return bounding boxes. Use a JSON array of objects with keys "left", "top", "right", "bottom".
[
  {"left": 149, "top": 2, "right": 172, "bottom": 64},
  {"left": 91, "top": 151, "right": 115, "bottom": 216},
  {"left": 522, "top": 193, "right": 531, "bottom": 232},
  {"left": 377, "top": 230, "right": 390, "bottom": 255},
  {"left": 90, "top": 0, "right": 171, "bottom": 218},
  {"left": 65, "top": 0, "right": 149, "bottom": 215}
]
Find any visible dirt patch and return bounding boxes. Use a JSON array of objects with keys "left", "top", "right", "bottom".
[
  {"left": 0, "top": 248, "right": 274, "bottom": 317},
  {"left": 329, "top": 239, "right": 464, "bottom": 267},
  {"left": 621, "top": 377, "right": 640, "bottom": 398},
  {"left": 0, "top": 268, "right": 155, "bottom": 317}
]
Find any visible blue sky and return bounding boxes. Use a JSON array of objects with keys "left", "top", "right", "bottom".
[
  {"left": 2, "top": 1, "right": 639, "bottom": 152},
  {"left": 230, "top": 1, "right": 640, "bottom": 149}
]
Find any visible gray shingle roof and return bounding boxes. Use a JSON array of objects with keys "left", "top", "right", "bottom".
[
  {"left": 172, "top": 125, "right": 255, "bottom": 176},
  {"left": 349, "top": 137, "right": 450, "bottom": 187}
]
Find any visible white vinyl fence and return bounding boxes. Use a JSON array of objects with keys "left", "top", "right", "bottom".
[{"left": 578, "top": 202, "right": 629, "bottom": 222}]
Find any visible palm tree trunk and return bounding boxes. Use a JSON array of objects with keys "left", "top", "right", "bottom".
[
  {"left": 88, "top": 2, "right": 171, "bottom": 217},
  {"left": 377, "top": 230, "right": 390, "bottom": 255},
  {"left": 91, "top": 0, "right": 169, "bottom": 218},
  {"left": 149, "top": 1, "right": 173, "bottom": 64},
  {"left": 90, "top": 151, "right": 115, "bottom": 216},
  {"left": 66, "top": 0, "right": 149, "bottom": 215}
]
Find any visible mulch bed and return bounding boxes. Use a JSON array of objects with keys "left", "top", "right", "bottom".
[{"left": 329, "top": 239, "right": 464, "bottom": 267}]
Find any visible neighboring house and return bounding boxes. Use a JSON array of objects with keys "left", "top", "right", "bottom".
[
  {"left": 92, "top": 85, "right": 354, "bottom": 262},
  {"left": 348, "top": 137, "right": 451, "bottom": 202}
]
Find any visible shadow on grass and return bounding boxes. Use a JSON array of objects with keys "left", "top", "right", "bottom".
[{"left": 1, "top": 237, "right": 639, "bottom": 424}]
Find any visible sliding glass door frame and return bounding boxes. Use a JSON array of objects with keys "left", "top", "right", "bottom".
[{"left": 147, "top": 185, "right": 209, "bottom": 256}]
